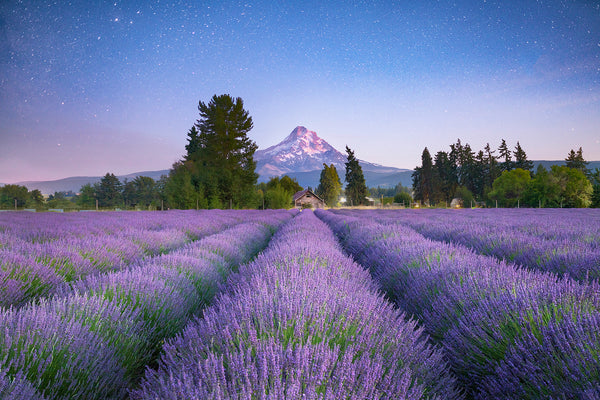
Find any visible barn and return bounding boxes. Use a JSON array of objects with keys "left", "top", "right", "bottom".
[{"left": 293, "top": 189, "right": 326, "bottom": 209}]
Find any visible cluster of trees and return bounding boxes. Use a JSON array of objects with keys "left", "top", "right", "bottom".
[
  {"left": 257, "top": 175, "right": 303, "bottom": 209},
  {"left": 413, "top": 141, "right": 599, "bottom": 208},
  {"left": 0, "top": 185, "right": 44, "bottom": 209},
  {"left": 0, "top": 174, "right": 168, "bottom": 211},
  {"left": 76, "top": 174, "right": 166, "bottom": 210}
]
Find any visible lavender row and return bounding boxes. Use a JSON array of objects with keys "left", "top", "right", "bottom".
[
  {"left": 0, "top": 210, "right": 255, "bottom": 308},
  {"left": 133, "top": 210, "right": 461, "bottom": 399},
  {"left": 346, "top": 208, "right": 600, "bottom": 282},
  {"left": 316, "top": 209, "right": 600, "bottom": 399},
  {"left": 0, "top": 210, "right": 292, "bottom": 400}
]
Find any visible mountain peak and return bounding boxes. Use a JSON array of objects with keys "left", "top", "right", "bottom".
[
  {"left": 254, "top": 126, "right": 407, "bottom": 180},
  {"left": 255, "top": 126, "right": 344, "bottom": 177}
]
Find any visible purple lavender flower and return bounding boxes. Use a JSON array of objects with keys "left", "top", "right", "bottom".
[
  {"left": 134, "top": 211, "right": 461, "bottom": 400},
  {"left": 316, "top": 208, "right": 600, "bottom": 399},
  {"left": 0, "top": 370, "right": 47, "bottom": 400}
]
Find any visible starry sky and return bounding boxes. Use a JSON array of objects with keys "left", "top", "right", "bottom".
[{"left": 1, "top": 0, "right": 599, "bottom": 183}]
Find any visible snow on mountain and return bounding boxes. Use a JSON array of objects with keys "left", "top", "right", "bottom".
[{"left": 255, "top": 126, "right": 408, "bottom": 180}]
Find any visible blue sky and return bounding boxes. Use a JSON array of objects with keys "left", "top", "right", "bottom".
[{"left": 1, "top": 0, "right": 599, "bottom": 182}]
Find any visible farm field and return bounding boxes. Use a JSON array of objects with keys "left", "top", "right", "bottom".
[
  {"left": 1, "top": 208, "right": 599, "bottom": 399},
  {"left": 316, "top": 208, "right": 600, "bottom": 399}
]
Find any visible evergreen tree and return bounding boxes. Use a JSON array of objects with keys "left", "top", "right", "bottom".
[
  {"left": 456, "top": 143, "right": 481, "bottom": 198},
  {"left": 95, "top": 173, "right": 122, "bottom": 208},
  {"left": 433, "top": 151, "right": 457, "bottom": 203},
  {"left": 184, "top": 126, "right": 201, "bottom": 161},
  {"left": 121, "top": 179, "right": 135, "bottom": 208},
  {"left": 471, "top": 150, "right": 486, "bottom": 198},
  {"left": 132, "top": 176, "right": 157, "bottom": 208},
  {"left": 77, "top": 183, "right": 96, "bottom": 209},
  {"left": 498, "top": 139, "right": 513, "bottom": 171},
  {"left": 483, "top": 142, "right": 501, "bottom": 194},
  {"left": 565, "top": 147, "right": 589, "bottom": 175},
  {"left": 513, "top": 142, "right": 534, "bottom": 171},
  {"left": 344, "top": 146, "right": 368, "bottom": 206},
  {"left": 316, "top": 163, "right": 342, "bottom": 206},
  {"left": 185, "top": 94, "right": 257, "bottom": 208},
  {"left": 412, "top": 147, "right": 434, "bottom": 205}
]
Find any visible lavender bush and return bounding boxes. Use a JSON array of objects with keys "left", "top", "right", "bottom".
[
  {"left": 361, "top": 208, "right": 600, "bottom": 281},
  {"left": 316, "top": 209, "right": 600, "bottom": 399},
  {"left": 0, "top": 370, "right": 47, "bottom": 400},
  {"left": 133, "top": 211, "right": 461, "bottom": 400},
  {"left": 0, "top": 209, "right": 265, "bottom": 308},
  {"left": 0, "top": 210, "right": 293, "bottom": 399}
]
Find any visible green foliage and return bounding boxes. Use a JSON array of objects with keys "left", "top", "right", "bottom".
[
  {"left": 565, "top": 147, "right": 589, "bottom": 175},
  {"left": 257, "top": 176, "right": 301, "bottom": 209},
  {"left": 95, "top": 173, "right": 123, "bottom": 208},
  {"left": 0, "top": 184, "right": 29, "bottom": 209},
  {"left": 498, "top": 139, "right": 513, "bottom": 171},
  {"left": 185, "top": 94, "right": 258, "bottom": 208},
  {"left": 132, "top": 176, "right": 158, "bottom": 208},
  {"left": 522, "top": 165, "right": 561, "bottom": 207},
  {"left": 488, "top": 168, "right": 531, "bottom": 207},
  {"left": 592, "top": 185, "right": 600, "bottom": 208},
  {"left": 264, "top": 184, "right": 292, "bottom": 209},
  {"left": 77, "top": 184, "right": 96, "bottom": 209},
  {"left": 46, "top": 192, "right": 77, "bottom": 210},
  {"left": 27, "top": 190, "right": 45, "bottom": 208},
  {"left": 164, "top": 161, "right": 205, "bottom": 209},
  {"left": 256, "top": 175, "right": 302, "bottom": 209},
  {"left": 513, "top": 142, "right": 534, "bottom": 171},
  {"left": 394, "top": 191, "right": 412, "bottom": 206},
  {"left": 412, "top": 147, "right": 434, "bottom": 204},
  {"left": 316, "top": 163, "right": 342, "bottom": 206},
  {"left": 344, "top": 146, "right": 368, "bottom": 206},
  {"left": 454, "top": 186, "right": 474, "bottom": 207},
  {"left": 590, "top": 169, "right": 600, "bottom": 208},
  {"left": 433, "top": 150, "right": 458, "bottom": 203},
  {"left": 550, "top": 165, "right": 593, "bottom": 208}
]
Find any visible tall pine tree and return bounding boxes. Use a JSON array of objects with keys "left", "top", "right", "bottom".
[
  {"left": 185, "top": 94, "right": 258, "bottom": 208},
  {"left": 513, "top": 141, "right": 534, "bottom": 171},
  {"left": 412, "top": 147, "right": 434, "bottom": 205},
  {"left": 433, "top": 150, "right": 457, "bottom": 203},
  {"left": 565, "top": 147, "right": 589, "bottom": 175},
  {"left": 498, "top": 139, "right": 513, "bottom": 172},
  {"left": 344, "top": 146, "right": 368, "bottom": 206}
]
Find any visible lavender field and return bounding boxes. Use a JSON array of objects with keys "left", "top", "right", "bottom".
[{"left": 1, "top": 208, "right": 599, "bottom": 399}]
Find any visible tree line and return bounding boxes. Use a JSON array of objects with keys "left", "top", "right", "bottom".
[
  {"left": 412, "top": 141, "right": 600, "bottom": 208},
  {"left": 3, "top": 93, "right": 597, "bottom": 210}
]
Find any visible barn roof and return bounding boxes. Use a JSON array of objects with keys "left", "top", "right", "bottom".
[{"left": 293, "top": 189, "right": 325, "bottom": 203}]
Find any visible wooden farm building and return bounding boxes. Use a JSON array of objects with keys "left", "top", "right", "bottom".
[{"left": 293, "top": 189, "right": 326, "bottom": 209}]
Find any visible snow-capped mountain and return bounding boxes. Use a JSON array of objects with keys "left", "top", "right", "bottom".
[{"left": 255, "top": 126, "right": 407, "bottom": 179}]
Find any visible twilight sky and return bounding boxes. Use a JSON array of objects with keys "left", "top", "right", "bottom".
[{"left": 1, "top": 0, "right": 599, "bottom": 183}]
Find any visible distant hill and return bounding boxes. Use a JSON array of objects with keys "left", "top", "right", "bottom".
[
  {"left": 533, "top": 160, "right": 600, "bottom": 171},
  {"left": 11, "top": 170, "right": 170, "bottom": 195}
]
